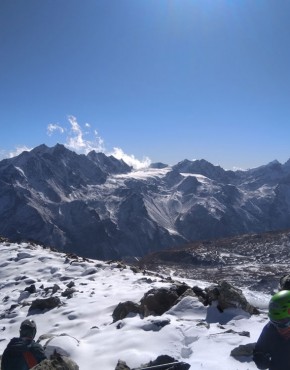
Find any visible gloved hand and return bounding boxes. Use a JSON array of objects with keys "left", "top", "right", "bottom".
[{"left": 253, "top": 351, "right": 271, "bottom": 369}]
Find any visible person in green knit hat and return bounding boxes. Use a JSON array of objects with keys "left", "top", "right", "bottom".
[{"left": 253, "top": 290, "right": 290, "bottom": 369}]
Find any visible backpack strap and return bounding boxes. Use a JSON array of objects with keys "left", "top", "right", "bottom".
[{"left": 23, "top": 351, "right": 38, "bottom": 369}]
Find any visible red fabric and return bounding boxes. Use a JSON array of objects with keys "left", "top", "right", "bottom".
[
  {"left": 278, "top": 327, "right": 290, "bottom": 340},
  {"left": 23, "top": 351, "right": 38, "bottom": 369}
]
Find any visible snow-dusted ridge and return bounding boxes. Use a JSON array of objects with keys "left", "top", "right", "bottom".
[
  {"left": 0, "top": 240, "right": 271, "bottom": 370},
  {"left": 1, "top": 144, "right": 290, "bottom": 259}
]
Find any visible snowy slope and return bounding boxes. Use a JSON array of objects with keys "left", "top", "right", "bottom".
[{"left": 0, "top": 240, "right": 271, "bottom": 370}]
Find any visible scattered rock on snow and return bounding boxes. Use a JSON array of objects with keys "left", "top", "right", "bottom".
[
  {"left": 28, "top": 297, "right": 62, "bottom": 314},
  {"left": 61, "top": 288, "right": 77, "bottom": 298},
  {"left": 24, "top": 284, "right": 36, "bottom": 294},
  {"left": 230, "top": 342, "right": 256, "bottom": 360}
]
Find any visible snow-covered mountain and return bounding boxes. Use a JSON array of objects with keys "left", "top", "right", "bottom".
[
  {"left": 1, "top": 144, "right": 290, "bottom": 260},
  {"left": 0, "top": 238, "right": 272, "bottom": 370}
]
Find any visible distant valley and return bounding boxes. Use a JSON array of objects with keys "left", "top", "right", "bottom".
[{"left": 138, "top": 228, "right": 290, "bottom": 293}]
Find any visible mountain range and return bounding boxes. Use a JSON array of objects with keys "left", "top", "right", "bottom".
[{"left": 1, "top": 143, "right": 290, "bottom": 260}]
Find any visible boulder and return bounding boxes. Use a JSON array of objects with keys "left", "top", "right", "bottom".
[
  {"left": 230, "top": 342, "right": 256, "bottom": 360},
  {"left": 140, "top": 287, "right": 179, "bottom": 317},
  {"left": 206, "top": 280, "right": 259, "bottom": 314},
  {"left": 112, "top": 301, "right": 141, "bottom": 322},
  {"left": 113, "top": 284, "right": 190, "bottom": 321},
  {"left": 28, "top": 297, "right": 61, "bottom": 314}
]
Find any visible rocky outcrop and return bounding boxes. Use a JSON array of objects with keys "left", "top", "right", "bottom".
[
  {"left": 112, "top": 280, "right": 258, "bottom": 323},
  {"left": 206, "top": 280, "right": 259, "bottom": 314}
]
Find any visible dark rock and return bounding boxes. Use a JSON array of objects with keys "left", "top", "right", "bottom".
[
  {"left": 24, "top": 284, "right": 36, "bottom": 294},
  {"left": 59, "top": 276, "right": 75, "bottom": 282},
  {"left": 115, "top": 360, "right": 131, "bottom": 370},
  {"left": 28, "top": 297, "right": 61, "bottom": 314},
  {"left": 175, "top": 288, "right": 196, "bottom": 304},
  {"left": 140, "top": 287, "right": 179, "bottom": 317},
  {"left": 230, "top": 342, "right": 256, "bottom": 360},
  {"left": 130, "top": 266, "right": 141, "bottom": 274},
  {"left": 44, "top": 284, "right": 61, "bottom": 295},
  {"left": 146, "top": 355, "right": 190, "bottom": 370},
  {"left": 112, "top": 301, "right": 141, "bottom": 322},
  {"left": 192, "top": 286, "right": 209, "bottom": 305},
  {"left": 66, "top": 281, "right": 75, "bottom": 288},
  {"left": 279, "top": 274, "right": 290, "bottom": 290},
  {"left": 61, "top": 288, "right": 76, "bottom": 298},
  {"left": 223, "top": 329, "right": 250, "bottom": 337},
  {"left": 206, "top": 280, "right": 259, "bottom": 315},
  {"left": 172, "top": 282, "right": 191, "bottom": 297}
]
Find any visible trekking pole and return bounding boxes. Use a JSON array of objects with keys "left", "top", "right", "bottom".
[{"left": 132, "top": 361, "right": 180, "bottom": 370}]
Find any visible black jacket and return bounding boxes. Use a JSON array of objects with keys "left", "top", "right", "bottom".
[
  {"left": 1, "top": 337, "right": 46, "bottom": 370},
  {"left": 253, "top": 322, "right": 290, "bottom": 370}
]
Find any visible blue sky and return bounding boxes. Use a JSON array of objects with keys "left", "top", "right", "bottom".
[{"left": 1, "top": 0, "right": 289, "bottom": 170}]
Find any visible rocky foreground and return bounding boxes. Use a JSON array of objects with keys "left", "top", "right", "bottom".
[{"left": 0, "top": 237, "right": 275, "bottom": 369}]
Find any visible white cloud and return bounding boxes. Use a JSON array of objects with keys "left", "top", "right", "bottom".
[
  {"left": 46, "top": 115, "right": 151, "bottom": 169},
  {"left": 9, "top": 145, "right": 32, "bottom": 158},
  {"left": 111, "top": 147, "right": 151, "bottom": 170},
  {"left": 47, "top": 123, "right": 65, "bottom": 136},
  {"left": 64, "top": 115, "right": 105, "bottom": 154},
  {"left": 1, "top": 117, "right": 151, "bottom": 169}
]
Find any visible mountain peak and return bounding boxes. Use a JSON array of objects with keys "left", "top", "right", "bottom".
[{"left": 87, "top": 150, "right": 132, "bottom": 174}]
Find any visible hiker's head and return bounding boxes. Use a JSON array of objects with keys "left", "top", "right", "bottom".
[
  {"left": 20, "top": 319, "right": 37, "bottom": 339},
  {"left": 269, "top": 290, "right": 290, "bottom": 329}
]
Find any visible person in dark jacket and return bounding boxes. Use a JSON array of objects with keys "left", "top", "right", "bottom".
[
  {"left": 253, "top": 290, "right": 290, "bottom": 370},
  {"left": 1, "top": 319, "right": 47, "bottom": 370}
]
